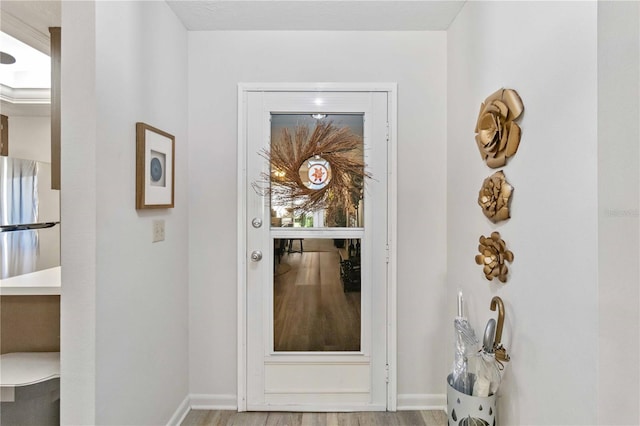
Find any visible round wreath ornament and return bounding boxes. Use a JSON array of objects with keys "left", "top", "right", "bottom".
[
  {"left": 300, "top": 156, "right": 331, "bottom": 190},
  {"left": 475, "top": 88, "right": 524, "bottom": 168}
]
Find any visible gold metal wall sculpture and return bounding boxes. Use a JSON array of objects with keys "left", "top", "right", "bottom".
[
  {"left": 475, "top": 232, "right": 514, "bottom": 283},
  {"left": 478, "top": 171, "right": 513, "bottom": 223},
  {"left": 475, "top": 88, "right": 524, "bottom": 168}
]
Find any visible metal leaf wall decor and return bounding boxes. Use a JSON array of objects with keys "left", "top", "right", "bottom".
[
  {"left": 475, "top": 88, "right": 524, "bottom": 168},
  {"left": 478, "top": 171, "right": 513, "bottom": 223},
  {"left": 475, "top": 231, "right": 514, "bottom": 283}
]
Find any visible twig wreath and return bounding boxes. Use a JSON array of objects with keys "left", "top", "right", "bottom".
[{"left": 253, "top": 122, "right": 370, "bottom": 214}]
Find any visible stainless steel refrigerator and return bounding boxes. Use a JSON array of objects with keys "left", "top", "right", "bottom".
[{"left": 0, "top": 157, "right": 60, "bottom": 280}]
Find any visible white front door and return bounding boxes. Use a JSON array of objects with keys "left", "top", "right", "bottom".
[{"left": 239, "top": 85, "right": 395, "bottom": 411}]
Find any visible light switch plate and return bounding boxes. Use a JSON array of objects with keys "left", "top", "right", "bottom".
[{"left": 152, "top": 220, "right": 165, "bottom": 242}]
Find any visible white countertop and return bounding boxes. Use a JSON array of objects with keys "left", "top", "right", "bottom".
[
  {"left": 0, "top": 267, "right": 61, "bottom": 295},
  {"left": 0, "top": 352, "right": 60, "bottom": 402}
]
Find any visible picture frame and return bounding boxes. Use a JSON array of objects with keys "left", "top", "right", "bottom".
[
  {"left": 1, "top": 114, "right": 8, "bottom": 156},
  {"left": 136, "top": 122, "right": 175, "bottom": 209}
]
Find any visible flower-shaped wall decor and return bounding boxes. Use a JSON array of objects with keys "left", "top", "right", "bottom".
[
  {"left": 475, "top": 231, "right": 514, "bottom": 283},
  {"left": 475, "top": 88, "right": 524, "bottom": 168},
  {"left": 478, "top": 171, "right": 513, "bottom": 223}
]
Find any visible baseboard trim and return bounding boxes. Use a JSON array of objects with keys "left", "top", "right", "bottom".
[
  {"left": 167, "top": 395, "right": 191, "bottom": 426},
  {"left": 397, "top": 393, "right": 446, "bottom": 411},
  {"left": 169, "top": 393, "right": 443, "bottom": 419},
  {"left": 190, "top": 393, "right": 238, "bottom": 410}
]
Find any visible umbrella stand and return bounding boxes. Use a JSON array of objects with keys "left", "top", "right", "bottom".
[
  {"left": 447, "top": 294, "right": 511, "bottom": 426},
  {"left": 447, "top": 375, "right": 497, "bottom": 426}
]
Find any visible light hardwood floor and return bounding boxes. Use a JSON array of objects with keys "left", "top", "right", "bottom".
[
  {"left": 274, "top": 239, "right": 360, "bottom": 352},
  {"left": 181, "top": 410, "right": 448, "bottom": 426}
]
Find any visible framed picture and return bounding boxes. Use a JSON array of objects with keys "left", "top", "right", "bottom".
[
  {"left": 1, "top": 114, "right": 8, "bottom": 156},
  {"left": 136, "top": 122, "right": 175, "bottom": 209}
]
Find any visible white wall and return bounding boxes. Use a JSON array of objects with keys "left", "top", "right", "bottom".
[
  {"left": 62, "top": 1, "right": 190, "bottom": 424},
  {"left": 188, "top": 31, "right": 448, "bottom": 403},
  {"left": 4, "top": 115, "right": 51, "bottom": 162},
  {"left": 597, "top": 2, "right": 640, "bottom": 424},
  {"left": 94, "top": 2, "right": 189, "bottom": 424},
  {"left": 60, "top": 2, "right": 97, "bottom": 423},
  {"left": 447, "top": 2, "right": 599, "bottom": 425}
]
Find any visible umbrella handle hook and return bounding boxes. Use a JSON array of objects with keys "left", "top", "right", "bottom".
[{"left": 490, "top": 296, "right": 505, "bottom": 345}]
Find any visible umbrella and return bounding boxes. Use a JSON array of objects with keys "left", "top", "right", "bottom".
[
  {"left": 472, "top": 296, "right": 510, "bottom": 397},
  {"left": 450, "top": 291, "right": 479, "bottom": 395},
  {"left": 490, "top": 296, "right": 511, "bottom": 364}
]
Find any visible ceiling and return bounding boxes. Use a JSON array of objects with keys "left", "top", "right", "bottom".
[
  {"left": 0, "top": 0, "right": 60, "bottom": 54},
  {"left": 0, "top": 0, "right": 465, "bottom": 116},
  {"left": 0, "top": 1, "right": 465, "bottom": 45},
  {"left": 167, "top": 1, "right": 466, "bottom": 31},
  {"left": 0, "top": 1, "right": 59, "bottom": 116},
  {"left": 0, "top": 32, "right": 51, "bottom": 89},
  {"left": 0, "top": 0, "right": 466, "bottom": 38}
]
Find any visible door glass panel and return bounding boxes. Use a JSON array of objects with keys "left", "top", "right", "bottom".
[
  {"left": 273, "top": 238, "right": 361, "bottom": 352},
  {"left": 269, "top": 114, "right": 364, "bottom": 229}
]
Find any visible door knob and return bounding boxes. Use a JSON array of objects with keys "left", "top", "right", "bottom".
[
  {"left": 251, "top": 218, "right": 263, "bottom": 228},
  {"left": 250, "top": 250, "right": 263, "bottom": 262}
]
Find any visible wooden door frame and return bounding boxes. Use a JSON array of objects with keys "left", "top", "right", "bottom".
[{"left": 237, "top": 83, "right": 397, "bottom": 411}]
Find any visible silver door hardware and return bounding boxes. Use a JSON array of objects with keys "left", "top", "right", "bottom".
[
  {"left": 250, "top": 250, "right": 263, "bottom": 262},
  {"left": 251, "top": 218, "right": 263, "bottom": 228}
]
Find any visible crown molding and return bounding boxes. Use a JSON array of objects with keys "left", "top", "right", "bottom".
[
  {"left": 0, "top": 10, "right": 50, "bottom": 56},
  {"left": 0, "top": 84, "right": 50, "bottom": 104},
  {"left": 0, "top": 100, "right": 50, "bottom": 117}
]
